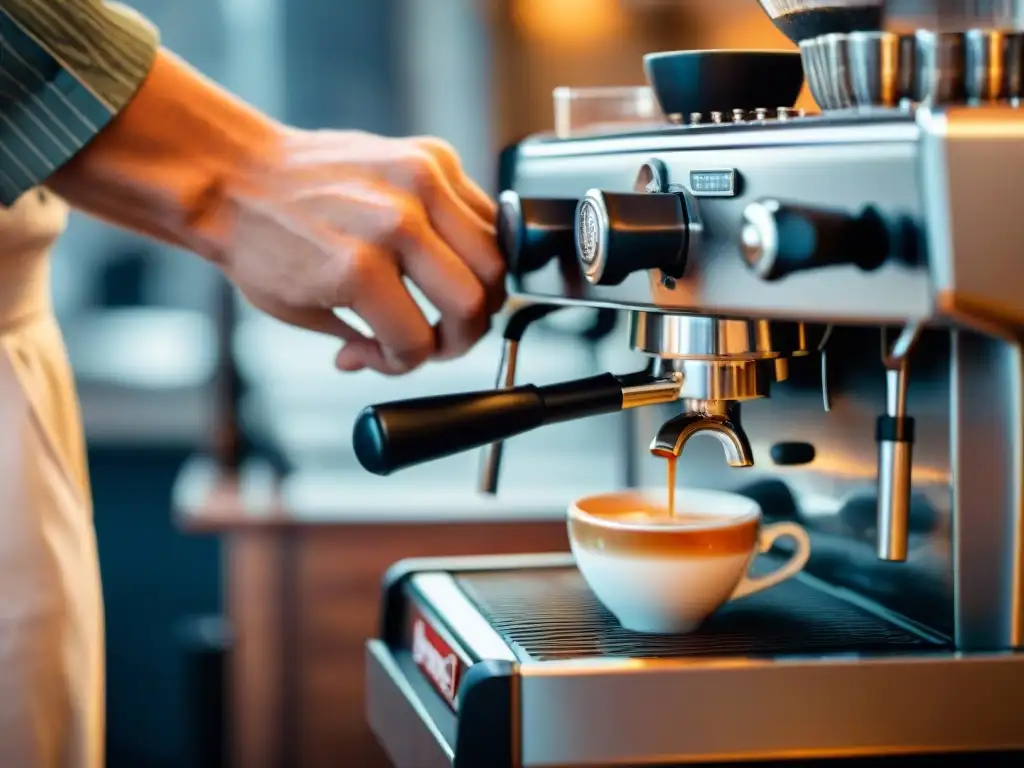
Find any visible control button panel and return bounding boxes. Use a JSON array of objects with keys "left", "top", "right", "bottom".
[{"left": 685, "top": 107, "right": 806, "bottom": 125}]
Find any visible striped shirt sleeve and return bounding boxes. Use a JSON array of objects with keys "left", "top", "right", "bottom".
[{"left": 0, "top": 1, "right": 159, "bottom": 205}]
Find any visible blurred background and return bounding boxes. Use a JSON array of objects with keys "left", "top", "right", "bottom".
[{"left": 54, "top": 1, "right": 797, "bottom": 766}]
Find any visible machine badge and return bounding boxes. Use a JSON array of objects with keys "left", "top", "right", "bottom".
[
  {"left": 577, "top": 200, "right": 601, "bottom": 266},
  {"left": 411, "top": 609, "right": 462, "bottom": 710}
]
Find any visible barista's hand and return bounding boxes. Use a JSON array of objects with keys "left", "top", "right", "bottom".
[
  {"left": 223, "top": 129, "right": 505, "bottom": 375},
  {"left": 47, "top": 51, "right": 503, "bottom": 374}
]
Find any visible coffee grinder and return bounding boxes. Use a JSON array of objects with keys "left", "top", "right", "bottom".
[{"left": 354, "top": 1, "right": 1024, "bottom": 764}]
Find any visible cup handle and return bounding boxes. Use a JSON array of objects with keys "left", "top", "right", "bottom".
[{"left": 730, "top": 521, "right": 812, "bottom": 601}]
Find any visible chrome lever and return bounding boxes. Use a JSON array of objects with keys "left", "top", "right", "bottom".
[
  {"left": 818, "top": 324, "right": 834, "bottom": 412},
  {"left": 477, "top": 336, "right": 520, "bottom": 495},
  {"left": 477, "top": 304, "right": 564, "bottom": 495}
]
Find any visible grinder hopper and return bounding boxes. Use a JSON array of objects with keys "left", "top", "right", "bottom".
[
  {"left": 759, "top": 0, "right": 1024, "bottom": 44},
  {"left": 757, "top": 0, "right": 884, "bottom": 43}
]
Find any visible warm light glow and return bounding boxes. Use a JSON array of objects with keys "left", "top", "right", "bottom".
[{"left": 512, "top": 0, "right": 626, "bottom": 46}]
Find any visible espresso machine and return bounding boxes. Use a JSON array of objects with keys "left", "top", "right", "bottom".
[{"left": 354, "top": 1, "right": 1024, "bottom": 764}]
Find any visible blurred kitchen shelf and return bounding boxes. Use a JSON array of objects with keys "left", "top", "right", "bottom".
[
  {"left": 66, "top": 308, "right": 217, "bottom": 445},
  {"left": 173, "top": 456, "right": 585, "bottom": 531}
]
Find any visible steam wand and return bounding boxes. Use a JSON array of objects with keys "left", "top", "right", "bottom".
[
  {"left": 476, "top": 304, "right": 625, "bottom": 492},
  {"left": 877, "top": 323, "right": 922, "bottom": 562},
  {"left": 477, "top": 304, "right": 564, "bottom": 495},
  {"left": 819, "top": 324, "right": 834, "bottom": 412}
]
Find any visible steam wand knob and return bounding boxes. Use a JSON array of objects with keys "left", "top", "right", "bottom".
[{"left": 740, "top": 200, "right": 913, "bottom": 281}]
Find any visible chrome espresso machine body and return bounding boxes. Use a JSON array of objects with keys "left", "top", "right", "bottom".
[{"left": 355, "top": 5, "right": 1024, "bottom": 767}]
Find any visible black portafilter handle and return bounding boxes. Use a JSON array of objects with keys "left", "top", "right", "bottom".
[{"left": 353, "top": 372, "right": 628, "bottom": 476}]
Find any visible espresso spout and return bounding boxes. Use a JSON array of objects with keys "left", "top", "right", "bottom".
[{"left": 650, "top": 400, "right": 754, "bottom": 467}]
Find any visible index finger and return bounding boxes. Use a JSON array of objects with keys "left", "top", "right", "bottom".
[{"left": 412, "top": 137, "right": 496, "bottom": 225}]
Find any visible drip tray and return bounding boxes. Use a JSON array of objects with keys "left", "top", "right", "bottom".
[{"left": 455, "top": 560, "right": 943, "bottom": 661}]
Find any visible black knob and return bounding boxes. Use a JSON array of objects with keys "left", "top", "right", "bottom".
[
  {"left": 740, "top": 200, "right": 896, "bottom": 281},
  {"left": 770, "top": 441, "right": 817, "bottom": 466},
  {"left": 497, "top": 190, "right": 578, "bottom": 278},
  {"left": 575, "top": 189, "right": 689, "bottom": 286}
]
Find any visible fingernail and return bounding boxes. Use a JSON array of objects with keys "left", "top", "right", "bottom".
[
  {"left": 384, "top": 346, "right": 429, "bottom": 372},
  {"left": 336, "top": 356, "right": 365, "bottom": 372}
]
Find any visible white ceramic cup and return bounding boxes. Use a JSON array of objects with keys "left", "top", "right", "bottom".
[{"left": 567, "top": 488, "right": 811, "bottom": 634}]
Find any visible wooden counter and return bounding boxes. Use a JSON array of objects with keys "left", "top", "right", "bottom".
[{"left": 175, "top": 458, "right": 574, "bottom": 768}]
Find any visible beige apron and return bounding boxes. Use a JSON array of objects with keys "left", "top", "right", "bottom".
[{"left": 0, "top": 190, "right": 104, "bottom": 768}]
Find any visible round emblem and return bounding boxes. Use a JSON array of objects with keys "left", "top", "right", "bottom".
[{"left": 577, "top": 200, "right": 600, "bottom": 266}]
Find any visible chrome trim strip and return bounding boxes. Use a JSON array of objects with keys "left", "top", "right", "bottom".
[
  {"left": 397, "top": 552, "right": 574, "bottom": 576},
  {"left": 517, "top": 118, "right": 920, "bottom": 159},
  {"left": 413, "top": 572, "right": 518, "bottom": 662},
  {"left": 366, "top": 640, "right": 454, "bottom": 768}
]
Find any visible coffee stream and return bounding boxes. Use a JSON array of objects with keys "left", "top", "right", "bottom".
[
  {"left": 666, "top": 454, "right": 677, "bottom": 518},
  {"left": 649, "top": 447, "right": 680, "bottom": 519}
]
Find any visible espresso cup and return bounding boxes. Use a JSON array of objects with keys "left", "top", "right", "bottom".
[{"left": 567, "top": 488, "right": 811, "bottom": 634}]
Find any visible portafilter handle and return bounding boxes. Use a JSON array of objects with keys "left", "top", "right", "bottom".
[{"left": 353, "top": 370, "right": 668, "bottom": 476}]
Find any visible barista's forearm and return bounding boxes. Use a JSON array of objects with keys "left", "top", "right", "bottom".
[{"left": 49, "top": 48, "right": 284, "bottom": 263}]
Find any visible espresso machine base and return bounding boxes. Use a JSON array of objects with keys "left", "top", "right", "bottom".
[{"left": 365, "top": 554, "right": 1024, "bottom": 768}]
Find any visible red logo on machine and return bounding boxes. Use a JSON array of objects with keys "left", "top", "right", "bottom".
[{"left": 411, "top": 610, "right": 462, "bottom": 709}]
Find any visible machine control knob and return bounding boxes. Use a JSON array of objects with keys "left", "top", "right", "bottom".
[
  {"left": 740, "top": 199, "right": 893, "bottom": 281},
  {"left": 497, "top": 190, "right": 579, "bottom": 278},
  {"left": 575, "top": 189, "right": 689, "bottom": 286}
]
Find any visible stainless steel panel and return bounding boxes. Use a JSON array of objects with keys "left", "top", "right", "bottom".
[
  {"left": 920, "top": 106, "right": 1024, "bottom": 333},
  {"left": 366, "top": 640, "right": 454, "bottom": 768},
  {"left": 951, "top": 331, "right": 1024, "bottom": 650},
  {"left": 518, "top": 652, "right": 1024, "bottom": 766}
]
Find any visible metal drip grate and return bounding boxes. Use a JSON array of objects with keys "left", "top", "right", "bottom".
[{"left": 455, "top": 561, "right": 942, "bottom": 662}]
